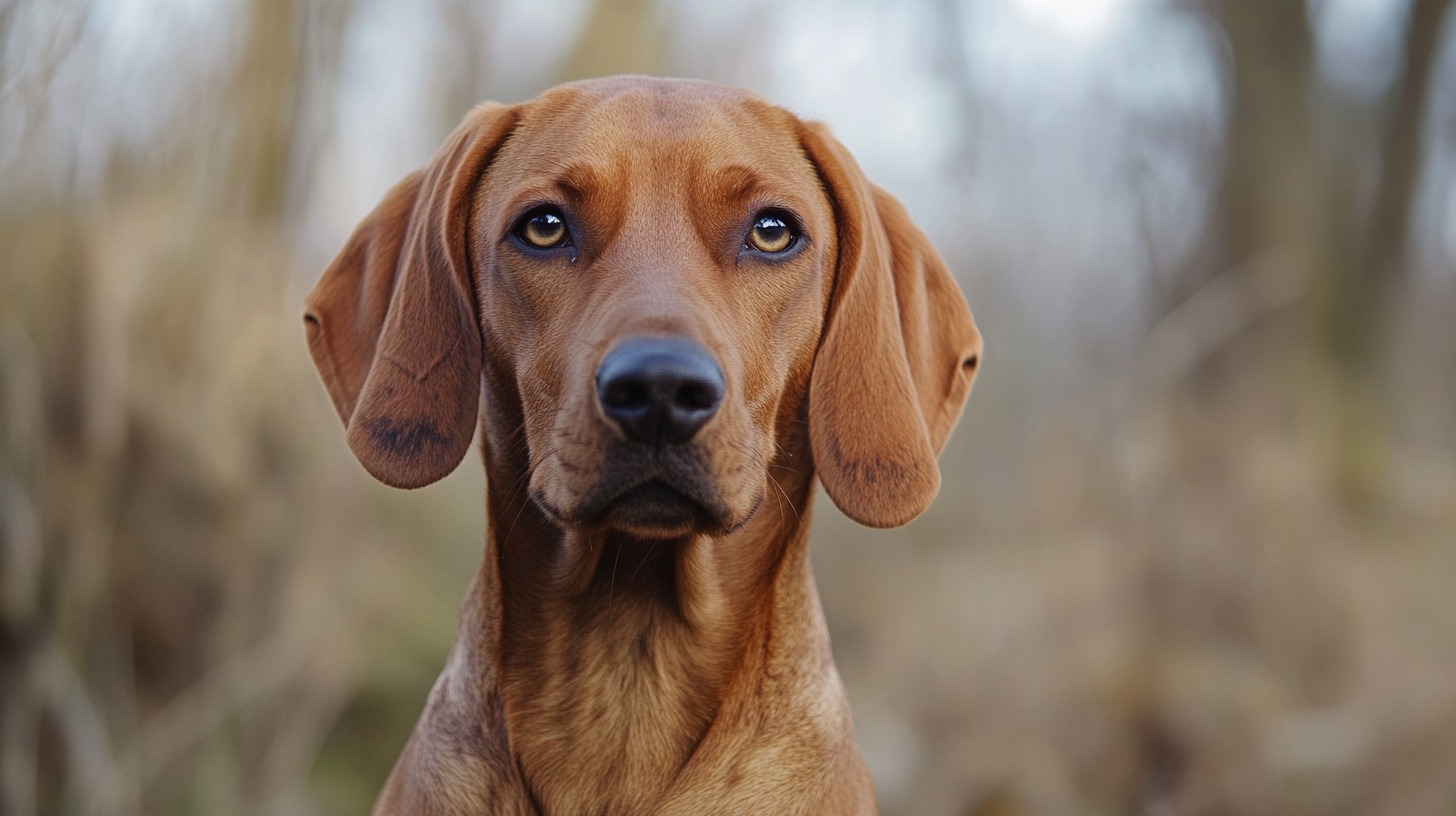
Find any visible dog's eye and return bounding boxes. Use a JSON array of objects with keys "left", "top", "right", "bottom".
[
  {"left": 516, "top": 208, "right": 570, "bottom": 249},
  {"left": 746, "top": 212, "right": 798, "bottom": 254}
]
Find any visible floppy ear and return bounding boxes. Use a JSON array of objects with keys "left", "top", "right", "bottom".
[
  {"left": 303, "top": 103, "right": 517, "bottom": 488},
  {"left": 800, "top": 121, "right": 983, "bottom": 528}
]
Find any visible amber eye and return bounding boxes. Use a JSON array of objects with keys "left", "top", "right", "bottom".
[
  {"left": 746, "top": 212, "right": 798, "bottom": 254},
  {"left": 516, "top": 208, "right": 570, "bottom": 249}
]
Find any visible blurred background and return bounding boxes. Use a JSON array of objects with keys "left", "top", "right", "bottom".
[{"left": 2, "top": 0, "right": 1455, "bottom": 814}]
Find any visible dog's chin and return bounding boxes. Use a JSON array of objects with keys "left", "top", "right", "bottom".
[{"left": 599, "top": 481, "right": 714, "bottom": 539}]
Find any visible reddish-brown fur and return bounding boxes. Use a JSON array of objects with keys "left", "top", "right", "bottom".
[{"left": 303, "top": 76, "right": 981, "bottom": 815}]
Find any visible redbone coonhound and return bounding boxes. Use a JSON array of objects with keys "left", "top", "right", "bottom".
[{"left": 304, "top": 76, "right": 981, "bottom": 815}]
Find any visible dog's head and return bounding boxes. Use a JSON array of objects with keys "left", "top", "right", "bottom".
[{"left": 304, "top": 77, "right": 980, "bottom": 539}]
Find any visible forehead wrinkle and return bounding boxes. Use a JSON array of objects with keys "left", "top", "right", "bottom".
[
  {"left": 695, "top": 158, "right": 819, "bottom": 224},
  {"left": 548, "top": 162, "right": 611, "bottom": 209},
  {"left": 493, "top": 159, "right": 622, "bottom": 218},
  {"left": 700, "top": 164, "right": 813, "bottom": 211},
  {"left": 705, "top": 164, "right": 768, "bottom": 205}
]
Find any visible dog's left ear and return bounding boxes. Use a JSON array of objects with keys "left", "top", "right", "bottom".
[
  {"left": 303, "top": 103, "right": 517, "bottom": 488},
  {"left": 800, "top": 121, "right": 982, "bottom": 528}
]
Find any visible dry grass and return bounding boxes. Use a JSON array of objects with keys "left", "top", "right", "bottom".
[
  {"left": 822, "top": 304, "right": 1456, "bottom": 816},
  {"left": 0, "top": 200, "right": 482, "bottom": 816}
]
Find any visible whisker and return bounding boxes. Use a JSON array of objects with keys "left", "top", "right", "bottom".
[
  {"left": 501, "top": 456, "right": 550, "bottom": 547},
  {"left": 629, "top": 540, "right": 659, "bottom": 582},
  {"left": 770, "top": 474, "right": 800, "bottom": 524},
  {"left": 609, "top": 540, "right": 622, "bottom": 612}
]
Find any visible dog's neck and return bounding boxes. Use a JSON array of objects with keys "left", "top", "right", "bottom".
[{"left": 436, "top": 413, "right": 852, "bottom": 813}]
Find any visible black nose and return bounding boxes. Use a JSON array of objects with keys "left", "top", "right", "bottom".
[{"left": 596, "top": 337, "right": 725, "bottom": 446}]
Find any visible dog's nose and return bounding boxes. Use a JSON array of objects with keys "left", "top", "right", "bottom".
[{"left": 596, "top": 338, "right": 725, "bottom": 446}]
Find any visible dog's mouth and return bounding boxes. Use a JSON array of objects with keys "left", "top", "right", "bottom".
[
  {"left": 534, "top": 445, "right": 740, "bottom": 539},
  {"left": 595, "top": 479, "right": 714, "bottom": 538}
]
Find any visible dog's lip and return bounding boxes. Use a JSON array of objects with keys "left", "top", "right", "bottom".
[
  {"left": 614, "top": 479, "right": 693, "bottom": 507},
  {"left": 599, "top": 479, "right": 710, "bottom": 532},
  {"left": 541, "top": 467, "right": 735, "bottom": 534},
  {"left": 594, "top": 474, "right": 729, "bottom": 524}
]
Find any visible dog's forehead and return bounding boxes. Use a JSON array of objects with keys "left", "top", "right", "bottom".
[{"left": 493, "top": 78, "right": 816, "bottom": 188}]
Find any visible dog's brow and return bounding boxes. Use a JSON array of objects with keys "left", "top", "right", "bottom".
[
  {"left": 552, "top": 163, "right": 606, "bottom": 204},
  {"left": 498, "top": 163, "right": 614, "bottom": 225},
  {"left": 711, "top": 165, "right": 768, "bottom": 203},
  {"left": 698, "top": 164, "right": 813, "bottom": 224}
]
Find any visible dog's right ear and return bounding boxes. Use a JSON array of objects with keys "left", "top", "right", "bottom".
[{"left": 304, "top": 103, "right": 517, "bottom": 488}]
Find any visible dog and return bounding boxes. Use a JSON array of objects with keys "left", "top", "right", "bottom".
[{"left": 304, "top": 75, "right": 981, "bottom": 815}]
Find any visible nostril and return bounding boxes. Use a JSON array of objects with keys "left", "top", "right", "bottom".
[
  {"left": 675, "top": 381, "right": 720, "bottom": 412},
  {"left": 603, "top": 379, "right": 650, "bottom": 411}
]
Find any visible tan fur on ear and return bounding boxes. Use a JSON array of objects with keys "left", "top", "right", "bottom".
[
  {"left": 800, "top": 121, "right": 982, "bottom": 528},
  {"left": 303, "top": 103, "right": 518, "bottom": 488}
]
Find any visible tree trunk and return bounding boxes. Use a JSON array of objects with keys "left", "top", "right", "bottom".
[
  {"left": 1324, "top": 0, "right": 1453, "bottom": 368},
  {"left": 1214, "top": 0, "right": 1320, "bottom": 285}
]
